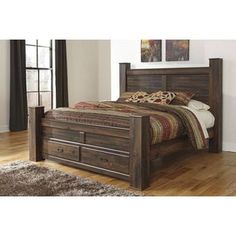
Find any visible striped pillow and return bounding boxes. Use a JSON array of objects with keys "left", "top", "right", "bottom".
[{"left": 171, "top": 91, "right": 195, "bottom": 105}]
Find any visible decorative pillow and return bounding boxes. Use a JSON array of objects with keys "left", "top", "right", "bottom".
[
  {"left": 145, "top": 91, "right": 176, "bottom": 104},
  {"left": 125, "top": 91, "right": 149, "bottom": 103},
  {"left": 188, "top": 99, "right": 210, "bottom": 110},
  {"left": 116, "top": 92, "right": 136, "bottom": 102},
  {"left": 171, "top": 91, "right": 195, "bottom": 105}
]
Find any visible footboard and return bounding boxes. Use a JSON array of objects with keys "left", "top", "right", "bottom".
[{"left": 29, "top": 106, "right": 151, "bottom": 190}]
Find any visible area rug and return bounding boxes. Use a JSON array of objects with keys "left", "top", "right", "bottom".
[{"left": 0, "top": 161, "right": 140, "bottom": 196}]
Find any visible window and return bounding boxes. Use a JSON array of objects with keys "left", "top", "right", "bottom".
[{"left": 26, "top": 40, "right": 54, "bottom": 112}]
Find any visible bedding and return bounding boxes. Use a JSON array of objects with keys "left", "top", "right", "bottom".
[
  {"left": 188, "top": 99, "right": 210, "bottom": 111},
  {"left": 124, "top": 91, "right": 176, "bottom": 104},
  {"left": 125, "top": 91, "right": 149, "bottom": 103},
  {"left": 45, "top": 101, "right": 207, "bottom": 150},
  {"left": 184, "top": 106, "right": 215, "bottom": 129},
  {"left": 197, "top": 110, "right": 215, "bottom": 128},
  {"left": 144, "top": 91, "right": 175, "bottom": 104},
  {"left": 171, "top": 91, "right": 195, "bottom": 105},
  {"left": 182, "top": 106, "right": 215, "bottom": 140},
  {"left": 118, "top": 91, "right": 195, "bottom": 106}
]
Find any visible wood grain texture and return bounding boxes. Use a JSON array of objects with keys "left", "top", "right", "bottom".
[
  {"left": 130, "top": 115, "right": 150, "bottom": 190},
  {"left": 209, "top": 58, "right": 223, "bottom": 152},
  {"left": 126, "top": 66, "right": 210, "bottom": 104},
  {"left": 29, "top": 106, "right": 44, "bottom": 161},
  {"left": 1, "top": 131, "right": 236, "bottom": 196},
  {"left": 119, "top": 63, "right": 130, "bottom": 96}
]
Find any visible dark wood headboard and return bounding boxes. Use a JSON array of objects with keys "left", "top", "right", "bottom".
[{"left": 119, "top": 58, "right": 223, "bottom": 152}]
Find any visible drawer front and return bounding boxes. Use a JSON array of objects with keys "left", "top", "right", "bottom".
[
  {"left": 81, "top": 147, "right": 129, "bottom": 174},
  {"left": 43, "top": 140, "right": 80, "bottom": 162},
  {"left": 43, "top": 127, "right": 85, "bottom": 143}
]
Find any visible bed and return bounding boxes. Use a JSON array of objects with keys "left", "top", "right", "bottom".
[{"left": 29, "top": 58, "right": 222, "bottom": 190}]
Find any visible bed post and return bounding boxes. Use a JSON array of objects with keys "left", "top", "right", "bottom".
[
  {"left": 129, "top": 114, "right": 150, "bottom": 190},
  {"left": 209, "top": 58, "right": 223, "bottom": 153},
  {"left": 119, "top": 63, "right": 131, "bottom": 95},
  {"left": 29, "top": 106, "right": 45, "bottom": 162}
]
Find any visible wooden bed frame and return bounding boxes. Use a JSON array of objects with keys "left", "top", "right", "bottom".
[{"left": 29, "top": 58, "right": 223, "bottom": 190}]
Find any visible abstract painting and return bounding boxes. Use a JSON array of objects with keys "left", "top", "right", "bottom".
[
  {"left": 141, "top": 40, "right": 162, "bottom": 62},
  {"left": 166, "top": 40, "right": 189, "bottom": 61}
]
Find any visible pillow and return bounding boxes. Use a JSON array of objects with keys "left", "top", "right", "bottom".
[
  {"left": 145, "top": 91, "right": 176, "bottom": 104},
  {"left": 171, "top": 91, "right": 195, "bottom": 105},
  {"left": 188, "top": 99, "right": 210, "bottom": 110},
  {"left": 116, "top": 92, "right": 136, "bottom": 102},
  {"left": 125, "top": 91, "right": 149, "bottom": 103}
]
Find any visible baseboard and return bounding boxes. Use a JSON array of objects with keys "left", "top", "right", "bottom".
[
  {"left": 223, "top": 142, "right": 236, "bottom": 152},
  {"left": 0, "top": 125, "right": 9, "bottom": 133}
]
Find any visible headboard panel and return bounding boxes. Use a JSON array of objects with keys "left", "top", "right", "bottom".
[
  {"left": 166, "top": 74, "right": 209, "bottom": 103},
  {"left": 127, "top": 75, "right": 163, "bottom": 93},
  {"left": 121, "top": 66, "right": 211, "bottom": 104},
  {"left": 119, "top": 58, "right": 223, "bottom": 152}
]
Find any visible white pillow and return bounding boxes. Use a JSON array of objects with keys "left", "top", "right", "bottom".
[{"left": 188, "top": 99, "right": 210, "bottom": 111}]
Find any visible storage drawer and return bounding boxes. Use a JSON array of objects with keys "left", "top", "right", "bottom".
[
  {"left": 81, "top": 147, "right": 129, "bottom": 174},
  {"left": 43, "top": 140, "right": 80, "bottom": 162}
]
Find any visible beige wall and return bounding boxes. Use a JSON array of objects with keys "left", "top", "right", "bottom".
[
  {"left": 66, "top": 40, "right": 111, "bottom": 105},
  {"left": 66, "top": 40, "right": 99, "bottom": 106},
  {"left": 98, "top": 40, "right": 111, "bottom": 101},
  {"left": 0, "top": 40, "right": 10, "bottom": 132}
]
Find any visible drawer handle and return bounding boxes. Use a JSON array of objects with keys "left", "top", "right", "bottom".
[
  {"left": 100, "top": 158, "right": 109, "bottom": 162},
  {"left": 57, "top": 147, "right": 64, "bottom": 153}
]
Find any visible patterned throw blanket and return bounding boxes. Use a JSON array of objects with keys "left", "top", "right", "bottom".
[{"left": 45, "top": 101, "right": 207, "bottom": 150}]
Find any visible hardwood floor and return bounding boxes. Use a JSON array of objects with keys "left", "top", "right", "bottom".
[{"left": 1, "top": 130, "right": 236, "bottom": 195}]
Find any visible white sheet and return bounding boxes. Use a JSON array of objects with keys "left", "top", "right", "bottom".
[
  {"left": 188, "top": 99, "right": 210, "bottom": 111},
  {"left": 182, "top": 106, "right": 215, "bottom": 139}
]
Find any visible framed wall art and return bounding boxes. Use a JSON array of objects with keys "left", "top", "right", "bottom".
[
  {"left": 141, "top": 40, "right": 162, "bottom": 62},
  {"left": 166, "top": 40, "right": 189, "bottom": 61}
]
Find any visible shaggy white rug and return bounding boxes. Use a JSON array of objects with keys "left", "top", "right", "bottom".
[{"left": 0, "top": 161, "right": 140, "bottom": 196}]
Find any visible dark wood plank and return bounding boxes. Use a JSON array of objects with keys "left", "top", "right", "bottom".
[
  {"left": 209, "top": 58, "right": 223, "bottom": 152},
  {"left": 43, "top": 139, "right": 80, "bottom": 162},
  {"left": 29, "top": 106, "right": 44, "bottom": 162},
  {"left": 127, "top": 67, "right": 209, "bottom": 76},
  {"left": 127, "top": 75, "right": 163, "bottom": 93},
  {"left": 150, "top": 136, "right": 193, "bottom": 160},
  {"left": 43, "top": 137, "right": 129, "bottom": 156},
  {"left": 119, "top": 63, "right": 130, "bottom": 95},
  {"left": 161, "top": 75, "right": 167, "bottom": 90},
  {"left": 80, "top": 147, "right": 129, "bottom": 174},
  {"left": 44, "top": 154, "right": 130, "bottom": 181},
  {"left": 42, "top": 119, "right": 130, "bottom": 139},
  {"left": 129, "top": 115, "right": 150, "bottom": 190}
]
